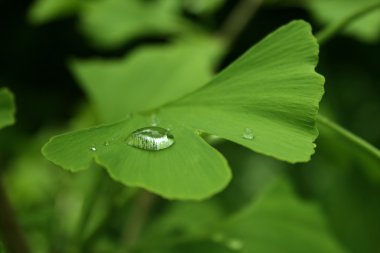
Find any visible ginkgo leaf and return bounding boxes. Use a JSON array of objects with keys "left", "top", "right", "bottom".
[
  {"left": 70, "top": 38, "right": 222, "bottom": 122},
  {"left": 43, "top": 20, "right": 324, "bottom": 199},
  {"left": 162, "top": 20, "right": 324, "bottom": 163},
  {"left": 0, "top": 88, "right": 16, "bottom": 129},
  {"left": 42, "top": 115, "right": 231, "bottom": 199}
]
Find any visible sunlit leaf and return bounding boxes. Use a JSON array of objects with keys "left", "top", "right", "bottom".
[{"left": 43, "top": 21, "right": 324, "bottom": 199}]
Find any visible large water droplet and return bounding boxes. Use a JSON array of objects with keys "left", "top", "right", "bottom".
[
  {"left": 89, "top": 145, "right": 97, "bottom": 152},
  {"left": 126, "top": 127, "right": 175, "bottom": 151},
  {"left": 242, "top": 128, "right": 254, "bottom": 140}
]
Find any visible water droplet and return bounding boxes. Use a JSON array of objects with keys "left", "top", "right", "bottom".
[
  {"left": 242, "top": 128, "right": 254, "bottom": 140},
  {"left": 126, "top": 127, "right": 174, "bottom": 151},
  {"left": 226, "top": 238, "right": 244, "bottom": 251},
  {"left": 151, "top": 114, "right": 160, "bottom": 126},
  {"left": 89, "top": 145, "right": 97, "bottom": 152}
]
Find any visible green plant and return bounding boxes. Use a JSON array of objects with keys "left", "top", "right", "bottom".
[{"left": 1, "top": 1, "right": 380, "bottom": 253}]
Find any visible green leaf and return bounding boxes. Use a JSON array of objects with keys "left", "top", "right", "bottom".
[
  {"left": 79, "top": 0, "right": 190, "bottom": 48},
  {"left": 309, "top": 0, "right": 380, "bottom": 42},
  {"left": 70, "top": 39, "right": 222, "bottom": 122},
  {"left": 43, "top": 20, "right": 324, "bottom": 199},
  {"left": 28, "top": 0, "right": 81, "bottom": 24},
  {"left": 212, "top": 179, "right": 347, "bottom": 253},
  {"left": 42, "top": 115, "right": 231, "bottom": 199},
  {"left": 162, "top": 20, "right": 324, "bottom": 163},
  {"left": 0, "top": 88, "right": 16, "bottom": 129}
]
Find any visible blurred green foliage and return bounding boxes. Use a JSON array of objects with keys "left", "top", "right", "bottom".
[{"left": 1, "top": 0, "right": 380, "bottom": 253}]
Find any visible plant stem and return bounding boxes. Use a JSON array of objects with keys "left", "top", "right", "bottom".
[
  {"left": 316, "top": 1, "right": 380, "bottom": 45},
  {"left": 120, "top": 190, "right": 157, "bottom": 249},
  {"left": 0, "top": 177, "right": 32, "bottom": 253},
  {"left": 218, "top": 0, "right": 264, "bottom": 47},
  {"left": 316, "top": 115, "right": 380, "bottom": 159}
]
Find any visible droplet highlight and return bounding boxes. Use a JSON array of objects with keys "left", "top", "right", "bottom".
[
  {"left": 89, "top": 145, "right": 97, "bottom": 152},
  {"left": 242, "top": 128, "right": 254, "bottom": 140},
  {"left": 126, "top": 127, "right": 174, "bottom": 151}
]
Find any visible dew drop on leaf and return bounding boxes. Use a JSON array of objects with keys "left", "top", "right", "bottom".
[
  {"left": 126, "top": 127, "right": 175, "bottom": 151},
  {"left": 242, "top": 128, "right": 254, "bottom": 140},
  {"left": 151, "top": 113, "right": 160, "bottom": 126},
  {"left": 89, "top": 145, "right": 97, "bottom": 152}
]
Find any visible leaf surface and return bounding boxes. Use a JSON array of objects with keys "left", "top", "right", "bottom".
[
  {"left": 43, "top": 21, "right": 324, "bottom": 199},
  {"left": 163, "top": 20, "right": 324, "bottom": 162}
]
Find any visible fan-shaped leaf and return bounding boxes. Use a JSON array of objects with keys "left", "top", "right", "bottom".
[{"left": 43, "top": 21, "right": 324, "bottom": 199}]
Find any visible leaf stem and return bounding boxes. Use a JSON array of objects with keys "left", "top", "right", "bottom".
[
  {"left": 0, "top": 177, "right": 32, "bottom": 253},
  {"left": 317, "top": 114, "right": 380, "bottom": 159},
  {"left": 316, "top": 1, "right": 380, "bottom": 45},
  {"left": 120, "top": 190, "right": 157, "bottom": 250},
  {"left": 218, "top": 0, "right": 264, "bottom": 47}
]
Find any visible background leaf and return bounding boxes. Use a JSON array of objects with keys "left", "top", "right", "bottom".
[
  {"left": 71, "top": 39, "right": 222, "bottom": 122},
  {"left": 28, "top": 0, "right": 81, "bottom": 24},
  {"left": 308, "top": 0, "right": 380, "bottom": 42},
  {"left": 0, "top": 88, "right": 16, "bottom": 129},
  {"left": 209, "top": 178, "right": 347, "bottom": 253},
  {"left": 79, "top": 0, "right": 191, "bottom": 48},
  {"left": 317, "top": 115, "right": 380, "bottom": 180}
]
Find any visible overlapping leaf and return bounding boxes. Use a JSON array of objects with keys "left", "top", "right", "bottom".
[
  {"left": 308, "top": 0, "right": 380, "bottom": 42},
  {"left": 70, "top": 39, "right": 222, "bottom": 122},
  {"left": 0, "top": 88, "right": 15, "bottom": 129},
  {"left": 43, "top": 21, "right": 324, "bottom": 199}
]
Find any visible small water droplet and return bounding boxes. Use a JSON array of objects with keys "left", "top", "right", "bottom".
[
  {"left": 151, "top": 114, "right": 160, "bottom": 126},
  {"left": 89, "top": 145, "right": 97, "bottom": 152},
  {"left": 226, "top": 238, "right": 244, "bottom": 251},
  {"left": 126, "top": 127, "right": 174, "bottom": 151},
  {"left": 242, "top": 128, "right": 254, "bottom": 140}
]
